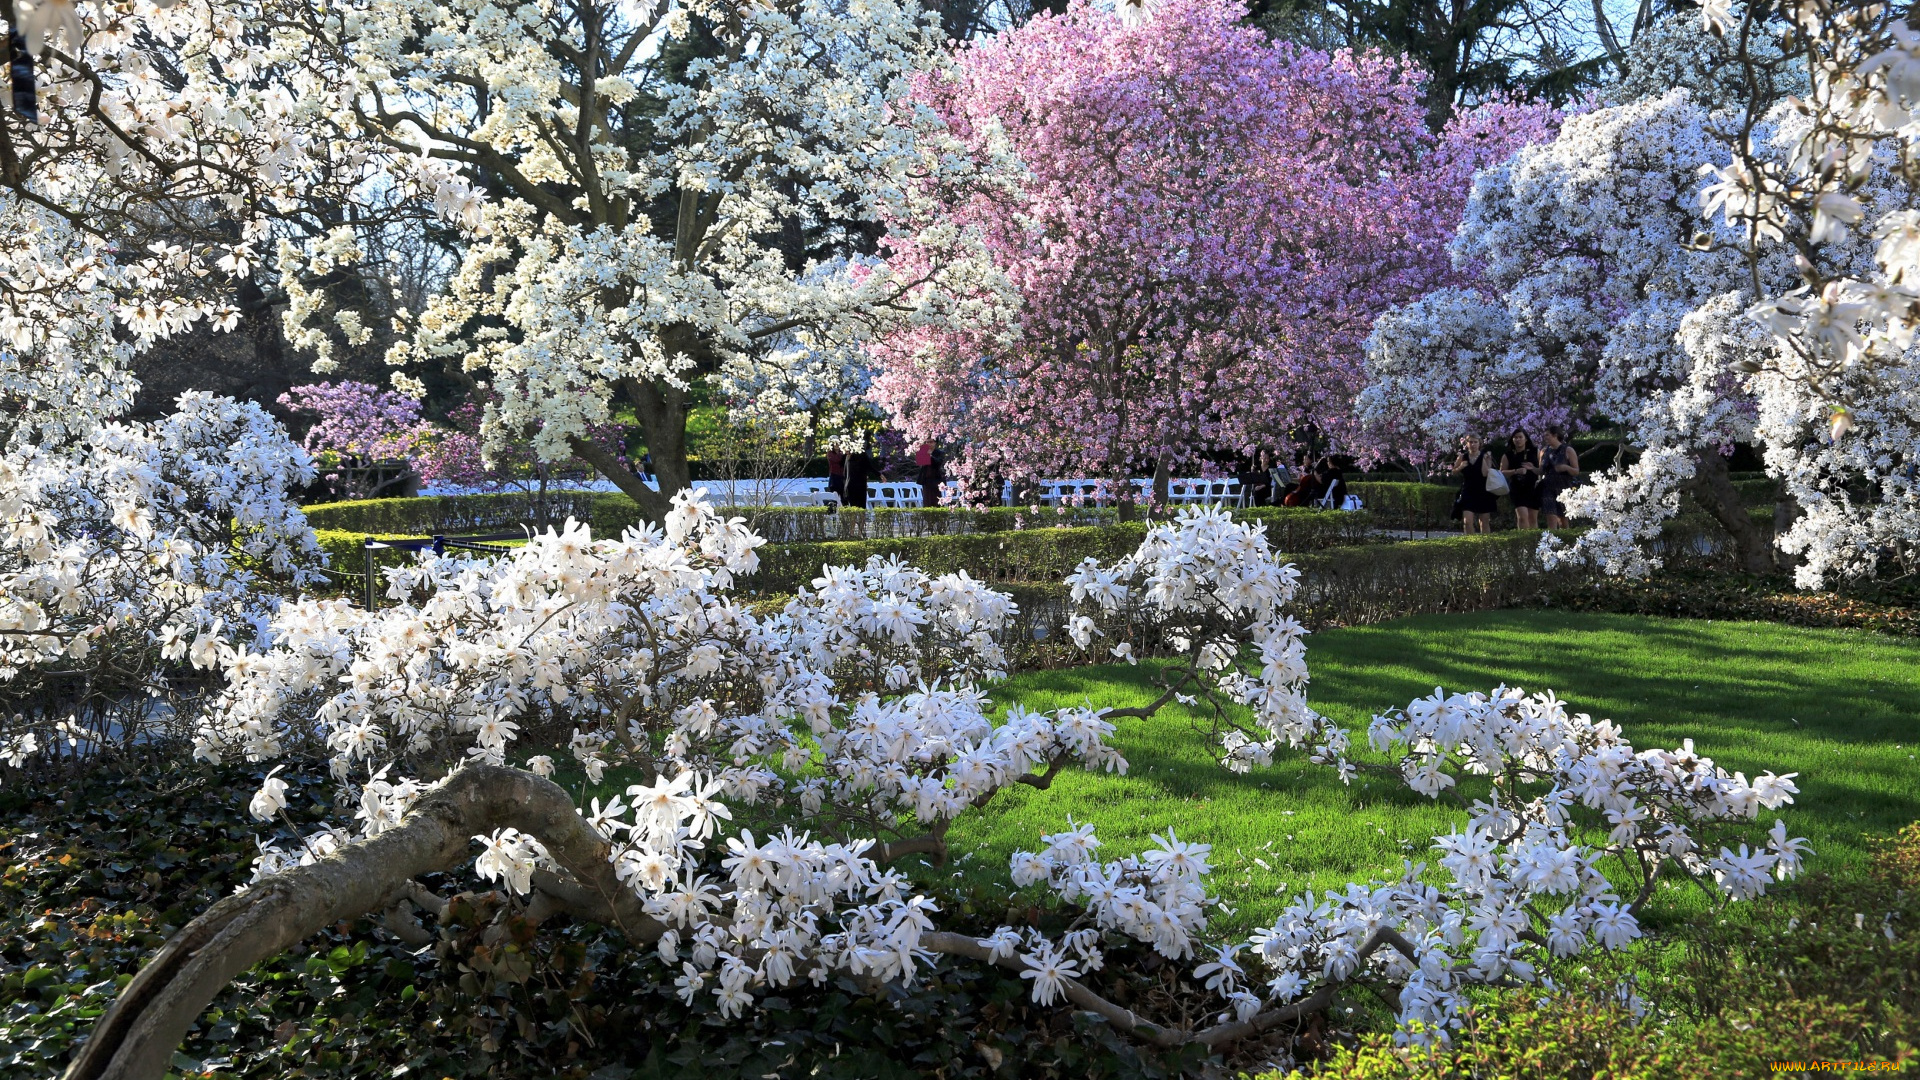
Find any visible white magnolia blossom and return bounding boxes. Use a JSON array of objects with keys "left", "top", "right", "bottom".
[
  {"left": 198, "top": 499, "right": 1803, "bottom": 1043},
  {"left": 1696, "top": 2, "right": 1920, "bottom": 586},
  {"left": 0, "top": 391, "right": 320, "bottom": 766},
  {"left": 271, "top": 0, "right": 1016, "bottom": 475},
  {"left": 1364, "top": 0, "right": 1920, "bottom": 588},
  {"left": 1363, "top": 83, "right": 1917, "bottom": 585},
  {"left": 1062, "top": 508, "right": 1350, "bottom": 776}
]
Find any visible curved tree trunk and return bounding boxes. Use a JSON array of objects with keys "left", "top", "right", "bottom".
[
  {"left": 62, "top": 765, "right": 662, "bottom": 1080},
  {"left": 1688, "top": 448, "right": 1774, "bottom": 573}
]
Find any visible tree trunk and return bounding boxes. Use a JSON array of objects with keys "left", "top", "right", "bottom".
[
  {"left": 626, "top": 374, "right": 692, "bottom": 509},
  {"left": 62, "top": 766, "right": 663, "bottom": 1080},
  {"left": 569, "top": 434, "right": 663, "bottom": 520},
  {"left": 1688, "top": 449, "right": 1773, "bottom": 573},
  {"left": 1151, "top": 453, "right": 1171, "bottom": 516}
]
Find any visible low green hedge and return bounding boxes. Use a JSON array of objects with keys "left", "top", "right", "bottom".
[
  {"left": 1348, "top": 482, "right": 1456, "bottom": 532},
  {"left": 592, "top": 496, "right": 1373, "bottom": 547},
  {"left": 1542, "top": 567, "right": 1920, "bottom": 635},
  {"left": 311, "top": 529, "right": 530, "bottom": 599},
  {"left": 785, "top": 531, "right": 1578, "bottom": 643},
  {"left": 304, "top": 491, "right": 602, "bottom": 535},
  {"left": 741, "top": 525, "right": 1152, "bottom": 596},
  {"left": 313, "top": 519, "right": 1566, "bottom": 637}
]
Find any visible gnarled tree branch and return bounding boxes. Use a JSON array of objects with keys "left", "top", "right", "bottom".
[{"left": 62, "top": 764, "right": 664, "bottom": 1080}]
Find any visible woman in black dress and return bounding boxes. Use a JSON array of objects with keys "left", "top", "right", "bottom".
[
  {"left": 1452, "top": 434, "right": 1497, "bottom": 534},
  {"left": 1501, "top": 430, "right": 1542, "bottom": 530},
  {"left": 1538, "top": 427, "right": 1581, "bottom": 528}
]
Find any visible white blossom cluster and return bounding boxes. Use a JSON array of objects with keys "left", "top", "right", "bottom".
[
  {"left": 1603, "top": 8, "right": 1804, "bottom": 115},
  {"left": 1366, "top": 6, "right": 1920, "bottom": 586},
  {"left": 1000, "top": 685, "right": 1806, "bottom": 1042},
  {"left": 1362, "top": 93, "right": 1763, "bottom": 576},
  {"left": 270, "top": 0, "right": 1017, "bottom": 467},
  {"left": 0, "top": 0, "right": 346, "bottom": 382},
  {"left": 0, "top": 392, "right": 320, "bottom": 768},
  {"left": 1063, "top": 508, "right": 1351, "bottom": 777},
  {"left": 1692, "top": 2, "right": 1920, "bottom": 585}
]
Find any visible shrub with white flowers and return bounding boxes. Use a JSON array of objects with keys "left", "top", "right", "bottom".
[
  {"left": 0, "top": 392, "right": 320, "bottom": 770},
  {"left": 68, "top": 500, "right": 1810, "bottom": 1080}
]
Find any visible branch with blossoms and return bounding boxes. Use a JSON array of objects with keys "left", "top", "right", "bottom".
[
  {"left": 69, "top": 498, "right": 1811, "bottom": 1079},
  {"left": 1061, "top": 507, "right": 1353, "bottom": 778},
  {"left": 1682, "top": 0, "right": 1920, "bottom": 585}
]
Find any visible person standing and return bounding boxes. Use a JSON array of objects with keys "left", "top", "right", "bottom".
[
  {"left": 825, "top": 447, "right": 846, "bottom": 512},
  {"left": 914, "top": 440, "right": 945, "bottom": 507},
  {"left": 1238, "top": 450, "right": 1274, "bottom": 507},
  {"left": 1501, "top": 431, "right": 1542, "bottom": 530},
  {"left": 1315, "top": 460, "right": 1349, "bottom": 509},
  {"left": 1538, "top": 427, "right": 1581, "bottom": 528},
  {"left": 1452, "top": 434, "right": 1497, "bottom": 534},
  {"left": 844, "top": 434, "right": 872, "bottom": 509}
]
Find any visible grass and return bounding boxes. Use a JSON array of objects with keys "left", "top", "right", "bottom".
[{"left": 936, "top": 610, "right": 1920, "bottom": 935}]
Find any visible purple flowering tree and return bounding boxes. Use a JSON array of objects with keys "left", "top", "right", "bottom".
[{"left": 277, "top": 382, "right": 436, "bottom": 499}]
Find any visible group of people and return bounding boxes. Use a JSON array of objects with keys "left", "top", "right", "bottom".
[
  {"left": 1241, "top": 451, "right": 1349, "bottom": 508},
  {"left": 1451, "top": 429, "right": 1580, "bottom": 533},
  {"left": 824, "top": 439, "right": 946, "bottom": 509}
]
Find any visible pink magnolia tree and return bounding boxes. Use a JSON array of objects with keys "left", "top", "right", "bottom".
[
  {"left": 277, "top": 382, "right": 438, "bottom": 499},
  {"left": 871, "top": 0, "right": 1556, "bottom": 501}
]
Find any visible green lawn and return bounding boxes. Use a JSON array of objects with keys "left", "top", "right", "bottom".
[{"left": 936, "top": 611, "right": 1920, "bottom": 934}]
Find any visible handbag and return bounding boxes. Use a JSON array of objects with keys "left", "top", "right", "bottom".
[{"left": 1485, "top": 461, "right": 1510, "bottom": 497}]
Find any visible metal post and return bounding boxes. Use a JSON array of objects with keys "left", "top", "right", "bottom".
[{"left": 362, "top": 537, "right": 376, "bottom": 610}]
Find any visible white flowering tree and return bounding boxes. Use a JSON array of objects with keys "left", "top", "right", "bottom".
[
  {"left": 0, "top": 0, "right": 343, "bottom": 764},
  {"left": 266, "top": 0, "right": 1015, "bottom": 521},
  {"left": 1695, "top": 0, "right": 1920, "bottom": 587},
  {"left": 58, "top": 502, "right": 1808, "bottom": 1080},
  {"left": 1361, "top": 2, "right": 1920, "bottom": 587}
]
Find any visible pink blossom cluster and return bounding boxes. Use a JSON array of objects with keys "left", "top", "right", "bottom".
[
  {"left": 277, "top": 381, "right": 434, "bottom": 463},
  {"left": 871, "top": 0, "right": 1558, "bottom": 488}
]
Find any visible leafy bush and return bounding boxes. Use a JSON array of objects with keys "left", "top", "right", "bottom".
[
  {"left": 1542, "top": 568, "right": 1920, "bottom": 636},
  {"left": 1282, "top": 991, "right": 1888, "bottom": 1079},
  {"left": 1347, "top": 482, "right": 1457, "bottom": 533},
  {"left": 305, "top": 492, "right": 603, "bottom": 535},
  {"left": 1284, "top": 532, "right": 1579, "bottom": 628},
  {"left": 1277, "top": 820, "right": 1920, "bottom": 1079}
]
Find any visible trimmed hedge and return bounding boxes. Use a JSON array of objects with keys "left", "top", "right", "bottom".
[
  {"left": 1284, "top": 531, "right": 1577, "bottom": 628},
  {"left": 1541, "top": 567, "right": 1920, "bottom": 635},
  {"left": 304, "top": 491, "right": 601, "bottom": 535},
  {"left": 741, "top": 525, "right": 1153, "bottom": 596},
  {"left": 592, "top": 496, "right": 1374, "bottom": 547},
  {"left": 312, "top": 519, "right": 1574, "bottom": 640}
]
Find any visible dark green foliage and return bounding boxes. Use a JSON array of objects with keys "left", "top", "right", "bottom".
[{"left": 1544, "top": 568, "right": 1920, "bottom": 635}]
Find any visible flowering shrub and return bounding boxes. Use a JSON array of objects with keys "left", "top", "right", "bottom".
[
  {"left": 410, "top": 392, "right": 633, "bottom": 498},
  {"left": 278, "top": 382, "right": 432, "bottom": 462},
  {"left": 49, "top": 498, "right": 1802, "bottom": 1079},
  {"left": 0, "top": 393, "right": 321, "bottom": 772},
  {"left": 1363, "top": 2, "right": 1920, "bottom": 588}
]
